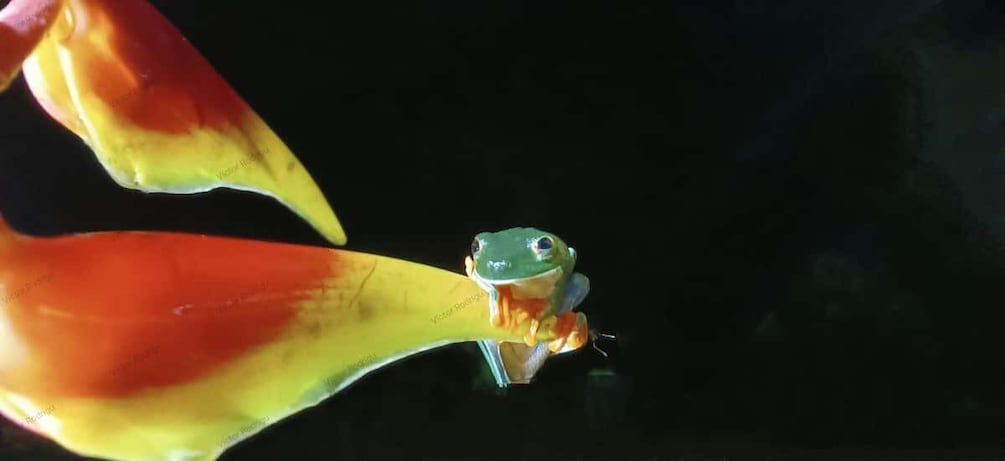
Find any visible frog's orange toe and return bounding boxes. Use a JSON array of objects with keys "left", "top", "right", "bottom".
[
  {"left": 552, "top": 311, "right": 579, "bottom": 338},
  {"left": 488, "top": 294, "right": 510, "bottom": 328},
  {"left": 547, "top": 312, "right": 589, "bottom": 353},
  {"left": 548, "top": 336, "right": 568, "bottom": 353},
  {"left": 500, "top": 295, "right": 518, "bottom": 330},
  {"left": 522, "top": 319, "right": 541, "bottom": 346},
  {"left": 565, "top": 316, "right": 589, "bottom": 350}
]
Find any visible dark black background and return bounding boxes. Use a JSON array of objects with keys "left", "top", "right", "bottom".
[{"left": 2, "top": 0, "right": 1005, "bottom": 459}]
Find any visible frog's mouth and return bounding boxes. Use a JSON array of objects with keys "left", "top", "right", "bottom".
[{"left": 485, "top": 267, "right": 564, "bottom": 300}]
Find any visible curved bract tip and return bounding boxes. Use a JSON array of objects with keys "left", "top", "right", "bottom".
[{"left": 4, "top": 0, "right": 347, "bottom": 245}]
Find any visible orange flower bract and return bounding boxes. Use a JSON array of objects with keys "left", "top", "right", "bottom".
[{"left": 2, "top": 0, "right": 347, "bottom": 245}]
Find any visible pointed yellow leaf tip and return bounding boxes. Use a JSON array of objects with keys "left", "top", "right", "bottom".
[{"left": 17, "top": 0, "right": 348, "bottom": 245}]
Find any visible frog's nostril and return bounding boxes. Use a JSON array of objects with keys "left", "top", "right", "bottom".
[{"left": 488, "top": 260, "right": 510, "bottom": 271}]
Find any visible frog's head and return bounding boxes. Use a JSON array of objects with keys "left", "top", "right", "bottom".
[{"left": 469, "top": 227, "right": 576, "bottom": 286}]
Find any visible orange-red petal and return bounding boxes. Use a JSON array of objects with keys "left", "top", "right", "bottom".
[{"left": 0, "top": 0, "right": 63, "bottom": 91}]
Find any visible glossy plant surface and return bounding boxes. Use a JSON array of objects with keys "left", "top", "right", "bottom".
[
  {"left": 1, "top": 0, "right": 346, "bottom": 245},
  {"left": 0, "top": 216, "right": 585, "bottom": 460}
]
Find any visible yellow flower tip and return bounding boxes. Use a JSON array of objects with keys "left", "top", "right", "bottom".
[{"left": 16, "top": 0, "right": 349, "bottom": 245}]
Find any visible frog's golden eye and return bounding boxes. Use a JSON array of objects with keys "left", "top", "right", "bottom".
[
  {"left": 471, "top": 239, "right": 481, "bottom": 255},
  {"left": 533, "top": 236, "right": 554, "bottom": 253}
]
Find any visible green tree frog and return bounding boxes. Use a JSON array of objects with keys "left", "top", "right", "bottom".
[{"left": 464, "top": 227, "right": 591, "bottom": 387}]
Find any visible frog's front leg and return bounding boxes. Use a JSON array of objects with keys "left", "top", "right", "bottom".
[
  {"left": 549, "top": 311, "right": 589, "bottom": 353},
  {"left": 515, "top": 274, "right": 583, "bottom": 345},
  {"left": 514, "top": 272, "right": 589, "bottom": 346},
  {"left": 526, "top": 273, "right": 589, "bottom": 352}
]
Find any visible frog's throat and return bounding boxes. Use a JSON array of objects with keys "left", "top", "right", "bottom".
[{"left": 479, "top": 267, "right": 564, "bottom": 300}]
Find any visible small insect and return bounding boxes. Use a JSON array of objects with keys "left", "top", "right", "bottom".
[{"left": 589, "top": 330, "right": 618, "bottom": 358}]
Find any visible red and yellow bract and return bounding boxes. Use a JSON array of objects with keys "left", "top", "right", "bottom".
[
  {"left": 0, "top": 2, "right": 591, "bottom": 459},
  {"left": 1, "top": 0, "right": 346, "bottom": 245},
  {"left": 0, "top": 215, "right": 579, "bottom": 460}
]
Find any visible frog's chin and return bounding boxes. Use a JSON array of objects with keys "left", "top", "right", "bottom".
[{"left": 482, "top": 267, "right": 564, "bottom": 300}]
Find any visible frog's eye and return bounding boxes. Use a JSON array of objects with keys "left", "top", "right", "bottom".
[
  {"left": 533, "top": 236, "right": 554, "bottom": 254},
  {"left": 471, "top": 239, "right": 481, "bottom": 255}
]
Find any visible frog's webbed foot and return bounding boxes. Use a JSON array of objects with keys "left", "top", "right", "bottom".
[
  {"left": 546, "top": 311, "right": 589, "bottom": 354},
  {"left": 500, "top": 274, "right": 590, "bottom": 344}
]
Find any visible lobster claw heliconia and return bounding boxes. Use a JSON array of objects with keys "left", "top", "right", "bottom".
[{"left": 1, "top": 0, "right": 347, "bottom": 245}]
